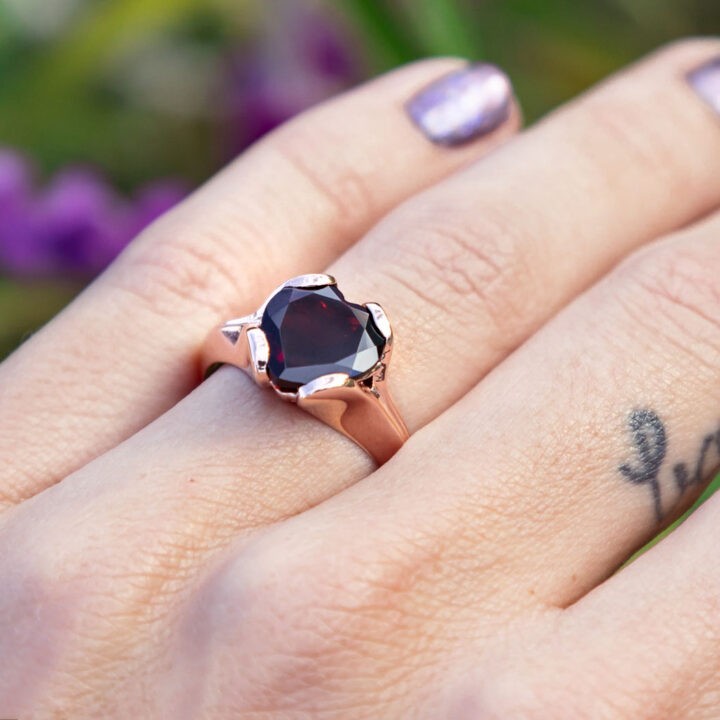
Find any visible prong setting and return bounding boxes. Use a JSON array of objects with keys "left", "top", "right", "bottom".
[
  {"left": 283, "top": 273, "right": 336, "bottom": 289},
  {"left": 223, "top": 312, "right": 261, "bottom": 329},
  {"left": 364, "top": 302, "right": 393, "bottom": 384},
  {"left": 365, "top": 302, "right": 392, "bottom": 343},
  {"left": 202, "top": 276, "right": 408, "bottom": 464},
  {"left": 247, "top": 327, "right": 271, "bottom": 387},
  {"left": 298, "top": 372, "right": 353, "bottom": 401}
]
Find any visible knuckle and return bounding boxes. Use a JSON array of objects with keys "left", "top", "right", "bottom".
[
  {"left": 567, "top": 38, "right": 720, "bottom": 200},
  {"left": 584, "top": 97, "right": 680, "bottom": 184},
  {"left": 619, "top": 239, "right": 720, "bottom": 364},
  {"left": 0, "top": 527, "right": 145, "bottom": 707},
  {"left": 382, "top": 199, "right": 536, "bottom": 338},
  {"left": 201, "top": 532, "right": 453, "bottom": 711},
  {"left": 270, "top": 116, "right": 378, "bottom": 228},
  {"left": 200, "top": 551, "right": 359, "bottom": 711},
  {"left": 109, "top": 211, "right": 246, "bottom": 320},
  {"left": 575, "top": 87, "right": 690, "bottom": 200},
  {"left": 221, "top": 543, "right": 399, "bottom": 650},
  {"left": 450, "top": 655, "right": 651, "bottom": 720}
]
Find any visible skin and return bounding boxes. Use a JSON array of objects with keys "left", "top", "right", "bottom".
[{"left": 1, "top": 37, "right": 720, "bottom": 719}]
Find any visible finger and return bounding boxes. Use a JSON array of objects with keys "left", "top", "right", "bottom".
[
  {"left": 0, "top": 59, "right": 518, "bottom": 507},
  {"left": 41, "top": 37, "right": 720, "bottom": 536},
  {"left": 465, "top": 486, "right": 720, "bottom": 719},
  {"left": 547, "top": 489, "right": 720, "bottom": 720}
]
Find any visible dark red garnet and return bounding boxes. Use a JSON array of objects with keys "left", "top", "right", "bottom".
[{"left": 260, "top": 284, "right": 386, "bottom": 393}]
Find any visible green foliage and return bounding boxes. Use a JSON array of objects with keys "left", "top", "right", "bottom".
[
  {"left": 2, "top": 0, "right": 718, "bottom": 188},
  {"left": 0, "top": 277, "right": 79, "bottom": 356},
  {"left": 0, "top": 0, "right": 233, "bottom": 187}
]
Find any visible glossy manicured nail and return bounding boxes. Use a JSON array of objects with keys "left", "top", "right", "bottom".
[
  {"left": 406, "top": 63, "right": 513, "bottom": 146},
  {"left": 688, "top": 56, "right": 720, "bottom": 116}
]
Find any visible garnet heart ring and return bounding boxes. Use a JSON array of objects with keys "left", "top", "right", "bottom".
[{"left": 200, "top": 274, "right": 409, "bottom": 464}]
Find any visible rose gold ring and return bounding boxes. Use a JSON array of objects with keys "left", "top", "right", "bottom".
[{"left": 200, "top": 274, "right": 409, "bottom": 464}]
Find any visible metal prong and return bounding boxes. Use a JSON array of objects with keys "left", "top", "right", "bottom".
[
  {"left": 247, "top": 327, "right": 271, "bottom": 387},
  {"left": 224, "top": 312, "right": 261, "bottom": 328},
  {"left": 283, "top": 274, "right": 337, "bottom": 290},
  {"left": 363, "top": 302, "right": 393, "bottom": 376},
  {"left": 365, "top": 302, "right": 393, "bottom": 343},
  {"left": 297, "top": 372, "right": 353, "bottom": 401},
  {"left": 297, "top": 373, "right": 360, "bottom": 440}
]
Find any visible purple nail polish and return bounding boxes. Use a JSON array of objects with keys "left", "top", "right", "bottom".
[
  {"left": 688, "top": 56, "right": 720, "bottom": 116},
  {"left": 406, "top": 63, "right": 513, "bottom": 146}
]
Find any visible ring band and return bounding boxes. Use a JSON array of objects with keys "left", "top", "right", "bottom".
[{"left": 200, "top": 274, "right": 409, "bottom": 464}]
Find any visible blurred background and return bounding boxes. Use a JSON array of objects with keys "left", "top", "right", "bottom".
[{"left": 1, "top": 0, "right": 719, "bottom": 356}]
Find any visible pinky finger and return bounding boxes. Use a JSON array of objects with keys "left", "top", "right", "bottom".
[
  {"left": 441, "top": 489, "right": 720, "bottom": 720},
  {"left": 553, "top": 491, "right": 720, "bottom": 720}
]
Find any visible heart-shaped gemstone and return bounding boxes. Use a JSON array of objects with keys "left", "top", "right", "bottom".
[{"left": 260, "top": 284, "right": 386, "bottom": 393}]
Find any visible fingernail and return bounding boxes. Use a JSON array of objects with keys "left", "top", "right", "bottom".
[
  {"left": 688, "top": 56, "right": 720, "bottom": 116},
  {"left": 406, "top": 63, "right": 513, "bottom": 146}
]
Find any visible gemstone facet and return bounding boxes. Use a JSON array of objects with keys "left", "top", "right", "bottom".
[{"left": 260, "top": 284, "right": 386, "bottom": 393}]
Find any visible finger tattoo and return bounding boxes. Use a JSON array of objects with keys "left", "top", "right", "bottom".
[
  {"left": 619, "top": 409, "right": 720, "bottom": 522},
  {"left": 619, "top": 409, "right": 667, "bottom": 522}
]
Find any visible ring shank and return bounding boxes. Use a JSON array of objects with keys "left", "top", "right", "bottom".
[
  {"left": 200, "top": 323, "right": 408, "bottom": 464},
  {"left": 200, "top": 323, "right": 252, "bottom": 379},
  {"left": 298, "top": 377, "right": 408, "bottom": 464}
]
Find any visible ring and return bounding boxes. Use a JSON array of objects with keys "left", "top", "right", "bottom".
[{"left": 200, "top": 274, "right": 409, "bottom": 464}]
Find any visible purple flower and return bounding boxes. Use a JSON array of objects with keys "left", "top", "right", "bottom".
[
  {"left": 0, "top": 151, "right": 188, "bottom": 280},
  {"left": 31, "top": 168, "right": 126, "bottom": 277},
  {"left": 0, "top": 150, "right": 38, "bottom": 276},
  {"left": 0, "top": 149, "right": 32, "bottom": 201},
  {"left": 224, "top": 4, "right": 362, "bottom": 155}
]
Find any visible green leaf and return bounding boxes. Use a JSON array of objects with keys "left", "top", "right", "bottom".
[
  {"left": 0, "top": 279, "right": 80, "bottom": 359},
  {"left": 24, "top": 0, "right": 228, "bottom": 89},
  {"left": 402, "top": 0, "right": 483, "bottom": 59},
  {"left": 0, "top": 0, "right": 224, "bottom": 185},
  {"left": 627, "top": 472, "right": 720, "bottom": 564},
  {"left": 341, "top": 0, "right": 421, "bottom": 70}
]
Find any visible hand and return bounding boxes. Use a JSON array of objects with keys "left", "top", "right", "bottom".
[{"left": 2, "top": 39, "right": 720, "bottom": 719}]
